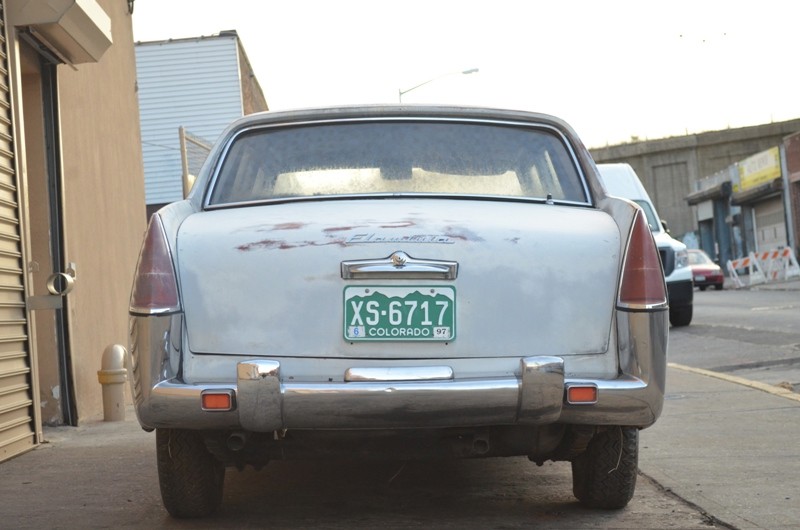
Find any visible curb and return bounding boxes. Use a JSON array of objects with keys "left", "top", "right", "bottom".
[
  {"left": 723, "top": 277, "right": 800, "bottom": 291},
  {"left": 669, "top": 362, "right": 800, "bottom": 403}
]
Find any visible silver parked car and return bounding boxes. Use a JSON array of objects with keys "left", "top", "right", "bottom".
[{"left": 128, "top": 105, "right": 668, "bottom": 517}]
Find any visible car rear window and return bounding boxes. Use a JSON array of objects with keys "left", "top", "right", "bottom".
[
  {"left": 207, "top": 121, "right": 588, "bottom": 206},
  {"left": 688, "top": 250, "right": 713, "bottom": 265}
]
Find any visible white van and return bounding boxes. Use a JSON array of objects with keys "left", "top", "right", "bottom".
[{"left": 596, "top": 163, "right": 693, "bottom": 326}]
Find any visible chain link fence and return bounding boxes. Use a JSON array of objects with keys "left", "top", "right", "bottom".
[{"left": 179, "top": 126, "right": 213, "bottom": 197}]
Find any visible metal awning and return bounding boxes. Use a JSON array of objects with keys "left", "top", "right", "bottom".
[
  {"left": 8, "top": 0, "right": 112, "bottom": 64},
  {"left": 731, "top": 178, "right": 783, "bottom": 206},
  {"left": 686, "top": 181, "right": 731, "bottom": 205}
]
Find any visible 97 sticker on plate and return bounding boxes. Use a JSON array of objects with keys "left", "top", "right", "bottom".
[{"left": 344, "top": 286, "right": 456, "bottom": 342}]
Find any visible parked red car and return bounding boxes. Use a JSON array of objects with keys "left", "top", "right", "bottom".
[{"left": 688, "top": 249, "right": 724, "bottom": 290}]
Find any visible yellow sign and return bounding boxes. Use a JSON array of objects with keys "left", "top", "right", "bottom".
[{"left": 738, "top": 147, "right": 781, "bottom": 191}]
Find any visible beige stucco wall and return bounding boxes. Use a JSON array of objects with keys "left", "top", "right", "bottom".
[{"left": 55, "top": 0, "right": 145, "bottom": 421}]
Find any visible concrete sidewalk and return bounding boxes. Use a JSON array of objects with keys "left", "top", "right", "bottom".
[
  {"left": 1, "top": 366, "right": 798, "bottom": 528},
  {"left": 641, "top": 365, "right": 800, "bottom": 529}
]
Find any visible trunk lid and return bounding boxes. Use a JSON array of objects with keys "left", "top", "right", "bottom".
[{"left": 177, "top": 199, "right": 620, "bottom": 359}]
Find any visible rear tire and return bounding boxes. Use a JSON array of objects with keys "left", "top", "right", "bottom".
[
  {"left": 156, "top": 428, "right": 225, "bottom": 518},
  {"left": 714, "top": 283, "right": 723, "bottom": 291},
  {"left": 669, "top": 304, "right": 692, "bottom": 327},
  {"left": 698, "top": 285, "right": 707, "bottom": 291},
  {"left": 572, "top": 427, "right": 638, "bottom": 509}
]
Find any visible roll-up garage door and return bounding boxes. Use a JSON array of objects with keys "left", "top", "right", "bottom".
[
  {"left": 0, "top": 4, "right": 36, "bottom": 463},
  {"left": 754, "top": 196, "right": 787, "bottom": 253}
]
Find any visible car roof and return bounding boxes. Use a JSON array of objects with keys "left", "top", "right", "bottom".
[{"left": 231, "top": 104, "right": 574, "bottom": 130}]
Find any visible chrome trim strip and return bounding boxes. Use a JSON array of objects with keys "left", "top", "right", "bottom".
[
  {"left": 203, "top": 193, "right": 593, "bottom": 211},
  {"left": 344, "top": 366, "right": 454, "bottom": 382},
  {"left": 616, "top": 303, "right": 669, "bottom": 312},
  {"left": 129, "top": 305, "right": 181, "bottom": 316},
  {"left": 341, "top": 251, "right": 458, "bottom": 280}
]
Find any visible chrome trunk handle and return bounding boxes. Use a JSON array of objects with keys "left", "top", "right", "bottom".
[{"left": 341, "top": 251, "right": 458, "bottom": 280}]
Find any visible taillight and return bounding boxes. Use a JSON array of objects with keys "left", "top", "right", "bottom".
[
  {"left": 617, "top": 209, "right": 668, "bottom": 310},
  {"left": 129, "top": 214, "right": 181, "bottom": 315}
]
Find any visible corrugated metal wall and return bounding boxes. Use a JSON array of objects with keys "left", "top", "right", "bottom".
[
  {"left": 0, "top": 3, "right": 36, "bottom": 463},
  {"left": 136, "top": 36, "right": 244, "bottom": 206}
]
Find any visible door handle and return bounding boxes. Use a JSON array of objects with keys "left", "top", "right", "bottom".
[
  {"left": 46, "top": 272, "right": 75, "bottom": 296},
  {"left": 27, "top": 265, "right": 77, "bottom": 310},
  {"left": 341, "top": 251, "right": 458, "bottom": 280}
]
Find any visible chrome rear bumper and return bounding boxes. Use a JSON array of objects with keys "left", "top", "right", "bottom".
[{"left": 129, "top": 311, "right": 666, "bottom": 432}]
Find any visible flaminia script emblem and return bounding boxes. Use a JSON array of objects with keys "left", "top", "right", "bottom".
[
  {"left": 346, "top": 234, "right": 456, "bottom": 244},
  {"left": 344, "top": 285, "right": 456, "bottom": 342}
]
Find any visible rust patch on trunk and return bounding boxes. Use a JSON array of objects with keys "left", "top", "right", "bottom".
[
  {"left": 237, "top": 239, "right": 347, "bottom": 251},
  {"left": 236, "top": 239, "right": 294, "bottom": 251},
  {"left": 323, "top": 225, "right": 367, "bottom": 233},
  {"left": 273, "top": 222, "right": 306, "bottom": 231},
  {"left": 444, "top": 227, "right": 485, "bottom": 242}
]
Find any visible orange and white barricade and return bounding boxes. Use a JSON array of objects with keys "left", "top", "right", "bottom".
[
  {"left": 756, "top": 247, "right": 800, "bottom": 282},
  {"left": 726, "top": 252, "right": 766, "bottom": 288}
]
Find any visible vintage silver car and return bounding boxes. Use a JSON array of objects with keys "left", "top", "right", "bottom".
[{"left": 128, "top": 105, "right": 668, "bottom": 518}]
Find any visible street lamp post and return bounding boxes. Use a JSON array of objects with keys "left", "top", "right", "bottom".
[{"left": 398, "top": 68, "right": 479, "bottom": 103}]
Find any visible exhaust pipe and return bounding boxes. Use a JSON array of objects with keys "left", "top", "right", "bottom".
[
  {"left": 227, "top": 431, "right": 248, "bottom": 451},
  {"left": 472, "top": 436, "right": 490, "bottom": 455}
]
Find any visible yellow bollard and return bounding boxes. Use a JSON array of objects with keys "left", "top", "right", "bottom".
[{"left": 97, "top": 344, "right": 128, "bottom": 421}]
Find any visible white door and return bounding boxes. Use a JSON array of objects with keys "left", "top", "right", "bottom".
[{"left": 754, "top": 196, "right": 787, "bottom": 252}]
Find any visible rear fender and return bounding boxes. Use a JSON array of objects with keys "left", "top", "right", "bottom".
[
  {"left": 128, "top": 313, "right": 183, "bottom": 428},
  {"left": 152, "top": 200, "right": 196, "bottom": 300}
]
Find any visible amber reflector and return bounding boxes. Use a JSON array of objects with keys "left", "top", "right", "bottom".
[
  {"left": 567, "top": 386, "right": 597, "bottom": 404},
  {"left": 202, "top": 393, "right": 233, "bottom": 411}
]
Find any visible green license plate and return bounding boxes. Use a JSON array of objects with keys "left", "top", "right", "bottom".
[{"left": 344, "top": 286, "right": 456, "bottom": 342}]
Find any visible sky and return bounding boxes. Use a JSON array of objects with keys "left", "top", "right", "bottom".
[{"left": 131, "top": 0, "right": 799, "bottom": 148}]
